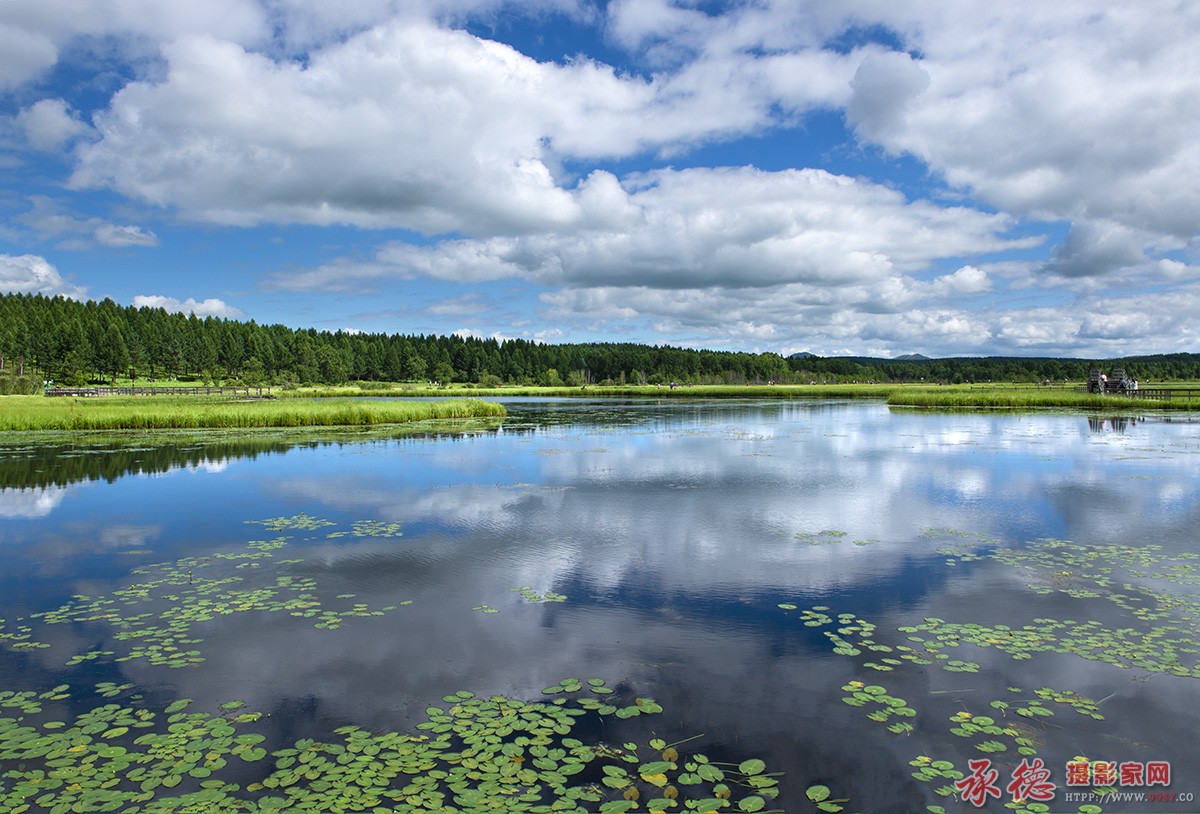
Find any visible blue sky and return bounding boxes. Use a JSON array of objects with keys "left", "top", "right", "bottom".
[{"left": 1, "top": 0, "right": 1197, "bottom": 358}]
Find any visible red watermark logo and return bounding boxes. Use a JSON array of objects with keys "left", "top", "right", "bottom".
[
  {"left": 1066, "top": 758, "right": 1172, "bottom": 787},
  {"left": 954, "top": 758, "right": 1175, "bottom": 807}
]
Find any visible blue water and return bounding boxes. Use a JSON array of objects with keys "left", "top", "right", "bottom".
[{"left": 2, "top": 400, "right": 1199, "bottom": 811}]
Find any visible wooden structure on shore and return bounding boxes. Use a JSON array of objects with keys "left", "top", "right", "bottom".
[
  {"left": 45, "top": 386, "right": 273, "bottom": 399},
  {"left": 1087, "top": 367, "right": 1131, "bottom": 394},
  {"left": 1122, "top": 386, "right": 1200, "bottom": 402},
  {"left": 1081, "top": 370, "right": 1200, "bottom": 402}
]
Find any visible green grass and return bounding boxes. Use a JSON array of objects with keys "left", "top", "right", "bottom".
[
  {"left": 887, "top": 388, "right": 1112, "bottom": 409},
  {"left": 49, "top": 380, "right": 1193, "bottom": 412},
  {"left": 886, "top": 386, "right": 1200, "bottom": 409},
  {"left": 287, "top": 381, "right": 1200, "bottom": 409},
  {"left": 285, "top": 383, "right": 903, "bottom": 400},
  {"left": 0, "top": 396, "right": 505, "bottom": 432}
]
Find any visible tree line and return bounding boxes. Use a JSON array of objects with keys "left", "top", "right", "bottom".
[{"left": 2, "top": 292, "right": 1198, "bottom": 393}]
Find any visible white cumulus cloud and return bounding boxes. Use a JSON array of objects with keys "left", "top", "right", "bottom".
[
  {"left": 271, "top": 165, "right": 1030, "bottom": 291},
  {"left": 131, "top": 294, "right": 244, "bottom": 318},
  {"left": 0, "top": 254, "right": 87, "bottom": 298},
  {"left": 16, "top": 98, "right": 89, "bottom": 150},
  {"left": 2, "top": 0, "right": 1198, "bottom": 357},
  {"left": 94, "top": 223, "right": 159, "bottom": 248}
]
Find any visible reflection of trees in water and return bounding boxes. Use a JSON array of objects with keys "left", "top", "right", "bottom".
[
  {"left": 0, "top": 428, "right": 491, "bottom": 489},
  {"left": 497, "top": 398, "right": 841, "bottom": 433},
  {"left": 0, "top": 439, "right": 301, "bottom": 489}
]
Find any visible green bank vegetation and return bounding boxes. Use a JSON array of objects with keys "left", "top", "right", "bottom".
[
  {"left": 286, "top": 382, "right": 898, "bottom": 400},
  {"left": 289, "top": 381, "right": 1200, "bottom": 410},
  {"left": 0, "top": 396, "right": 505, "bottom": 432},
  {"left": 886, "top": 385, "right": 1200, "bottom": 409}
]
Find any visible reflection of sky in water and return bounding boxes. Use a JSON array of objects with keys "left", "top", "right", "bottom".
[
  {"left": 0, "top": 486, "right": 68, "bottom": 518},
  {"left": 2, "top": 402, "right": 1200, "bottom": 812}
]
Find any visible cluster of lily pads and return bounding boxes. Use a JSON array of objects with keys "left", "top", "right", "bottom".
[
  {"left": 909, "top": 684, "right": 1116, "bottom": 814},
  {"left": 778, "top": 604, "right": 1097, "bottom": 811},
  {"left": 540, "top": 679, "right": 661, "bottom": 721},
  {"left": 0, "top": 679, "right": 779, "bottom": 814},
  {"left": 470, "top": 587, "right": 569, "bottom": 614},
  {"left": 787, "top": 531, "right": 1200, "bottom": 684},
  {"left": 776, "top": 605, "right": 979, "bottom": 674},
  {"left": 512, "top": 587, "right": 568, "bottom": 604},
  {"left": 897, "top": 537, "right": 1200, "bottom": 678},
  {"left": 778, "top": 526, "right": 1200, "bottom": 813},
  {"left": 326, "top": 520, "right": 406, "bottom": 539},
  {"left": 794, "top": 530, "right": 846, "bottom": 545},
  {"left": 0, "top": 620, "right": 45, "bottom": 652},
  {"left": 794, "top": 530, "right": 875, "bottom": 548},
  {"left": 994, "top": 539, "right": 1200, "bottom": 624},
  {"left": 922, "top": 528, "right": 1000, "bottom": 567},
  {"left": 803, "top": 784, "right": 851, "bottom": 813},
  {"left": 818, "top": 627, "right": 1111, "bottom": 814},
  {"left": 246, "top": 513, "right": 337, "bottom": 533},
  {"left": 839, "top": 682, "right": 916, "bottom": 734},
  {"left": 0, "top": 515, "right": 417, "bottom": 669},
  {"left": 0, "top": 510, "right": 792, "bottom": 812}
]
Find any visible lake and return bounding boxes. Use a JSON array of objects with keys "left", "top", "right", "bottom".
[{"left": 2, "top": 399, "right": 1199, "bottom": 813}]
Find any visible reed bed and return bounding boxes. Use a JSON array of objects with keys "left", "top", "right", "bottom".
[
  {"left": 287, "top": 383, "right": 901, "bottom": 400},
  {"left": 0, "top": 396, "right": 505, "bottom": 432},
  {"left": 885, "top": 387, "right": 1199, "bottom": 409},
  {"left": 262, "top": 382, "right": 1200, "bottom": 410}
]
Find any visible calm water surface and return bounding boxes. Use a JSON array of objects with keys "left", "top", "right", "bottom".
[{"left": 2, "top": 400, "right": 1199, "bottom": 811}]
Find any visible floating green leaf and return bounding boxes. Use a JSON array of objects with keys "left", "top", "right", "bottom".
[{"left": 806, "top": 784, "right": 831, "bottom": 802}]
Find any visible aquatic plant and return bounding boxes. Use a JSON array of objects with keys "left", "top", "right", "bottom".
[
  {"left": 0, "top": 680, "right": 780, "bottom": 814},
  {"left": 794, "top": 530, "right": 846, "bottom": 546},
  {"left": 777, "top": 529, "right": 1200, "bottom": 813},
  {"left": 512, "top": 587, "right": 568, "bottom": 604},
  {"left": 0, "top": 516, "right": 418, "bottom": 669},
  {"left": 804, "top": 783, "right": 851, "bottom": 812}
]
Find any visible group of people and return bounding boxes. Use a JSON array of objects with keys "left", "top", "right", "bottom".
[{"left": 1097, "top": 372, "right": 1138, "bottom": 393}]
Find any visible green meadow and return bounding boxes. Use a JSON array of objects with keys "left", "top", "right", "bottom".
[
  {"left": 884, "top": 386, "right": 1200, "bottom": 409},
  {"left": 285, "top": 381, "right": 1200, "bottom": 410},
  {"left": 0, "top": 396, "right": 505, "bottom": 432},
  {"left": 2, "top": 381, "right": 1195, "bottom": 436},
  {"left": 285, "top": 382, "right": 896, "bottom": 400}
]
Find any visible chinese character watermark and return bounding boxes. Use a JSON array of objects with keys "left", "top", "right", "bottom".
[{"left": 953, "top": 758, "right": 1177, "bottom": 808}]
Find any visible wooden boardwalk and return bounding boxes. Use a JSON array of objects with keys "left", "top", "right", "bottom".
[
  {"left": 1074, "top": 385, "right": 1200, "bottom": 402},
  {"left": 1125, "top": 386, "right": 1200, "bottom": 402},
  {"left": 45, "top": 386, "right": 273, "bottom": 399}
]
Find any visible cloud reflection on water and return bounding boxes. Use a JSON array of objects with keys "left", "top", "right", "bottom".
[
  {"left": 0, "top": 486, "right": 66, "bottom": 519},
  {"left": 3, "top": 402, "right": 1200, "bottom": 812}
]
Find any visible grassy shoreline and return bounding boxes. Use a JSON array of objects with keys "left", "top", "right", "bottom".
[
  {"left": 286, "top": 383, "right": 900, "bottom": 400},
  {"left": 3, "top": 385, "right": 1197, "bottom": 435},
  {"left": 282, "top": 382, "right": 1200, "bottom": 410},
  {"left": 0, "top": 396, "right": 506, "bottom": 432},
  {"left": 883, "top": 387, "right": 1185, "bottom": 409}
]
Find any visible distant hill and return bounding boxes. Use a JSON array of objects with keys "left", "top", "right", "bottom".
[{"left": 791, "top": 352, "right": 928, "bottom": 363}]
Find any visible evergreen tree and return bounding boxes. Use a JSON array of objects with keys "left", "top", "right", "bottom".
[{"left": 98, "top": 324, "right": 131, "bottom": 383}]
